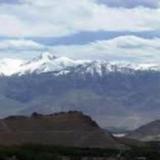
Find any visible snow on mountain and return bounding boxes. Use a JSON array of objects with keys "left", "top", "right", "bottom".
[
  {"left": 1, "top": 52, "right": 160, "bottom": 77},
  {"left": 0, "top": 58, "right": 24, "bottom": 76},
  {"left": 16, "top": 52, "right": 90, "bottom": 75}
]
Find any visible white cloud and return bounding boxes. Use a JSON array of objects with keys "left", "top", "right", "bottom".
[
  {"left": 0, "top": 0, "right": 159, "bottom": 37},
  {"left": 0, "top": 39, "right": 47, "bottom": 59},
  {"left": 0, "top": 36, "right": 160, "bottom": 63},
  {"left": 0, "top": 39, "right": 46, "bottom": 50},
  {"left": 51, "top": 36, "right": 160, "bottom": 63}
]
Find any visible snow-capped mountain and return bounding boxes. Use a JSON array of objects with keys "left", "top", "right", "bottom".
[
  {"left": 1, "top": 52, "right": 160, "bottom": 129},
  {"left": 0, "top": 52, "right": 160, "bottom": 77},
  {"left": 16, "top": 52, "right": 90, "bottom": 76}
]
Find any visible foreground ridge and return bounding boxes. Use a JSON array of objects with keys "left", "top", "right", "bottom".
[{"left": 0, "top": 111, "right": 124, "bottom": 149}]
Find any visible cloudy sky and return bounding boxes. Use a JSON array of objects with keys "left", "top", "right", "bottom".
[{"left": 0, "top": 0, "right": 160, "bottom": 63}]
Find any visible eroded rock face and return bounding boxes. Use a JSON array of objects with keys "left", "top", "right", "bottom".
[{"left": 0, "top": 111, "right": 124, "bottom": 149}]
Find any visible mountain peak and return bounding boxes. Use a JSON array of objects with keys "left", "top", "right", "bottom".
[{"left": 38, "top": 52, "right": 57, "bottom": 61}]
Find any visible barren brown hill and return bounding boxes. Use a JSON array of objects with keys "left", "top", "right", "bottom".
[{"left": 0, "top": 111, "right": 124, "bottom": 149}]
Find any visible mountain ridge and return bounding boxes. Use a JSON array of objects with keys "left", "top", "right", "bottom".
[
  {"left": 126, "top": 120, "right": 160, "bottom": 141},
  {"left": 1, "top": 52, "right": 160, "bottom": 76},
  {"left": 0, "top": 111, "right": 125, "bottom": 149}
]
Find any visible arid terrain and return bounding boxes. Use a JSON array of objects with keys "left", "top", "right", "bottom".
[{"left": 0, "top": 111, "right": 159, "bottom": 160}]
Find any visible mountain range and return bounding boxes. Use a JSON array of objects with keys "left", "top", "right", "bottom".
[
  {"left": 1, "top": 52, "right": 160, "bottom": 76},
  {"left": 0, "top": 52, "right": 160, "bottom": 129}
]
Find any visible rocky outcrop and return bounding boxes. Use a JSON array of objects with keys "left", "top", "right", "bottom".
[{"left": 0, "top": 111, "right": 124, "bottom": 149}]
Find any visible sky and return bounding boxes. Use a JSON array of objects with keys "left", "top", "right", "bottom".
[{"left": 0, "top": 0, "right": 160, "bottom": 63}]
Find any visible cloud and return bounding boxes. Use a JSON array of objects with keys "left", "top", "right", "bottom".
[
  {"left": 0, "top": 39, "right": 46, "bottom": 51},
  {"left": 0, "top": 0, "right": 159, "bottom": 37},
  {"left": 51, "top": 36, "right": 160, "bottom": 63},
  {"left": 1, "top": 36, "right": 160, "bottom": 63},
  {"left": 0, "top": 0, "right": 21, "bottom": 5},
  {"left": 0, "top": 39, "right": 48, "bottom": 59},
  {"left": 97, "top": 0, "right": 160, "bottom": 9}
]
